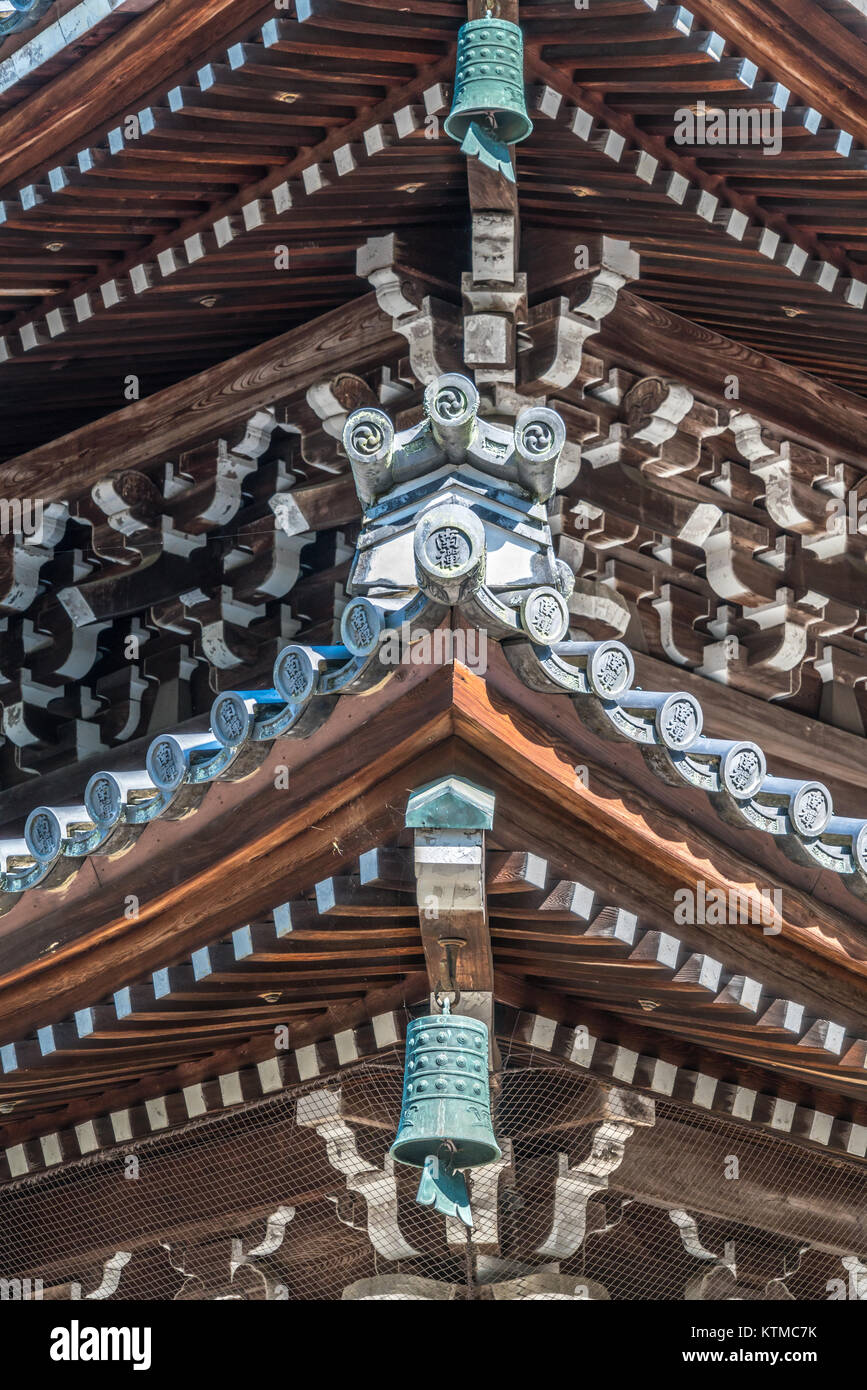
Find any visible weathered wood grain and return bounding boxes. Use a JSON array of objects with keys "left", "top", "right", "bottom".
[
  {"left": 599, "top": 291, "right": 867, "bottom": 471},
  {"left": 0, "top": 0, "right": 272, "bottom": 189},
  {"left": 2, "top": 293, "right": 401, "bottom": 500}
]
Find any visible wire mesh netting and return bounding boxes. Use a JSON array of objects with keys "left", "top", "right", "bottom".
[{"left": 0, "top": 1053, "right": 863, "bottom": 1300}]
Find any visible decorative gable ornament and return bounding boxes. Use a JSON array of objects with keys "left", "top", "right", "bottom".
[{"left": 342, "top": 373, "right": 572, "bottom": 648}]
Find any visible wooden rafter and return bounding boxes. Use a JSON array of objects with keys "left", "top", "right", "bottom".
[
  {"left": 1, "top": 291, "right": 401, "bottom": 500},
  {"left": 0, "top": 0, "right": 275, "bottom": 189},
  {"left": 686, "top": 0, "right": 867, "bottom": 149},
  {"left": 2, "top": 652, "right": 867, "bottom": 1057}
]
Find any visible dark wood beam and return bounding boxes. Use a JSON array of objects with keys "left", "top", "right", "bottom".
[
  {"left": 0, "top": 663, "right": 454, "bottom": 1037},
  {"left": 687, "top": 0, "right": 867, "bottom": 151},
  {"left": 598, "top": 290, "right": 867, "bottom": 472},
  {"left": 2, "top": 293, "right": 402, "bottom": 502},
  {"left": 0, "top": 973, "right": 426, "bottom": 1150},
  {"left": 0, "top": 0, "right": 274, "bottom": 191},
  {"left": 618, "top": 1112, "right": 867, "bottom": 1256}
]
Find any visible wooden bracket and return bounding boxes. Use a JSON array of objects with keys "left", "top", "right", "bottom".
[{"left": 406, "top": 775, "right": 496, "bottom": 998}]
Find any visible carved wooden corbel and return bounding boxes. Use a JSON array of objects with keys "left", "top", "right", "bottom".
[
  {"left": 519, "top": 234, "right": 639, "bottom": 394},
  {"left": 0, "top": 503, "right": 69, "bottom": 612},
  {"left": 535, "top": 1089, "right": 655, "bottom": 1260},
  {"left": 161, "top": 418, "right": 273, "bottom": 553},
  {"left": 305, "top": 373, "right": 379, "bottom": 441},
  {"left": 357, "top": 234, "right": 463, "bottom": 384},
  {"left": 623, "top": 377, "right": 722, "bottom": 477},
  {"left": 69, "top": 1251, "right": 133, "bottom": 1301},
  {"left": 700, "top": 513, "right": 777, "bottom": 606},
  {"left": 651, "top": 583, "right": 713, "bottom": 668},
  {"left": 229, "top": 1206, "right": 296, "bottom": 1291},
  {"left": 296, "top": 1087, "right": 420, "bottom": 1261},
  {"left": 86, "top": 472, "right": 163, "bottom": 564}
]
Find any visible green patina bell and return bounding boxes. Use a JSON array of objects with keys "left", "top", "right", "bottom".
[
  {"left": 391, "top": 1003, "right": 501, "bottom": 1227},
  {"left": 444, "top": 16, "right": 532, "bottom": 148}
]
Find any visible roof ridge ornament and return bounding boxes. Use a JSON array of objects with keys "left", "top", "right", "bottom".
[{"left": 342, "top": 371, "right": 572, "bottom": 644}]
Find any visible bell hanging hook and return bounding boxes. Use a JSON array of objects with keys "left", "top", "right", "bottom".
[
  {"left": 434, "top": 935, "right": 465, "bottom": 1013},
  {"left": 434, "top": 989, "right": 459, "bottom": 1015}
]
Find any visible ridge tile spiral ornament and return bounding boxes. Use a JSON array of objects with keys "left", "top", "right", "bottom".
[
  {"left": 342, "top": 372, "right": 572, "bottom": 646},
  {"left": 444, "top": 16, "right": 532, "bottom": 182},
  {"left": 390, "top": 1001, "right": 501, "bottom": 1228}
]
